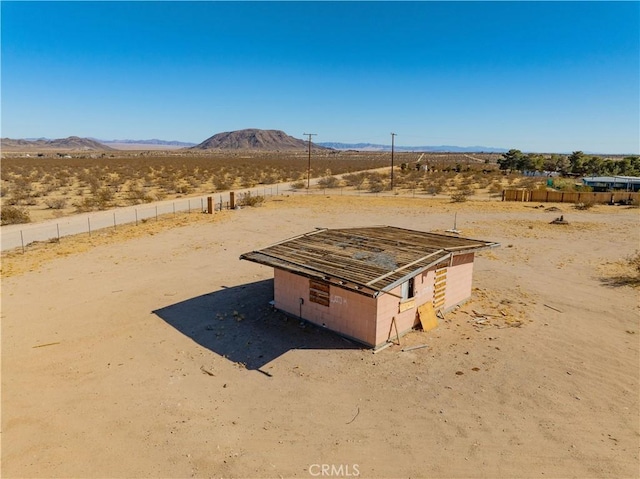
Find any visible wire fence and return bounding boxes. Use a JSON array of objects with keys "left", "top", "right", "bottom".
[
  {"left": 3, "top": 183, "right": 462, "bottom": 253},
  {"left": 1, "top": 185, "right": 285, "bottom": 253}
]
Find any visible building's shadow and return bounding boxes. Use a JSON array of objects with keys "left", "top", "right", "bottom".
[{"left": 152, "top": 279, "right": 359, "bottom": 372}]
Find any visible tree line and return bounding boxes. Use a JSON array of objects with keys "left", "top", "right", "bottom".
[{"left": 497, "top": 149, "right": 640, "bottom": 177}]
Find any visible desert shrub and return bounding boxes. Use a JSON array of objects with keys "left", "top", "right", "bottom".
[
  {"left": 74, "top": 197, "right": 96, "bottom": 213},
  {"left": 488, "top": 181, "right": 504, "bottom": 195},
  {"left": 367, "top": 176, "right": 385, "bottom": 193},
  {"left": 44, "top": 198, "right": 68, "bottom": 209},
  {"left": 317, "top": 175, "right": 341, "bottom": 188},
  {"left": 126, "top": 186, "right": 154, "bottom": 205},
  {"left": 290, "top": 181, "right": 306, "bottom": 190},
  {"left": 552, "top": 178, "right": 591, "bottom": 192},
  {"left": 240, "top": 177, "right": 257, "bottom": 188},
  {"left": 237, "top": 192, "right": 265, "bottom": 207},
  {"left": 342, "top": 172, "right": 366, "bottom": 189},
  {"left": 422, "top": 180, "right": 444, "bottom": 195},
  {"left": 213, "top": 176, "right": 233, "bottom": 191},
  {"left": 518, "top": 177, "right": 545, "bottom": 190},
  {"left": 450, "top": 191, "right": 470, "bottom": 203},
  {"left": 1, "top": 205, "right": 31, "bottom": 225},
  {"left": 175, "top": 184, "right": 192, "bottom": 195},
  {"left": 629, "top": 251, "right": 640, "bottom": 278},
  {"left": 574, "top": 200, "right": 595, "bottom": 210}
]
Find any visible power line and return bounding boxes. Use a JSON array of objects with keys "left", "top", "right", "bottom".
[
  {"left": 303, "top": 133, "right": 317, "bottom": 189},
  {"left": 390, "top": 132, "right": 397, "bottom": 190}
]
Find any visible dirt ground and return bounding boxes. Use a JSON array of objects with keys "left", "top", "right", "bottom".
[{"left": 2, "top": 195, "right": 638, "bottom": 478}]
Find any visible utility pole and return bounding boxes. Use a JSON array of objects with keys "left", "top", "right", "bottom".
[
  {"left": 390, "top": 132, "right": 397, "bottom": 190},
  {"left": 304, "top": 133, "right": 317, "bottom": 189}
]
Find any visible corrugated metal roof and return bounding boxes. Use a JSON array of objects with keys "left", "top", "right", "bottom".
[
  {"left": 582, "top": 176, "right": 640, "bottom": 184},
  {"left": 240, "top": 226, "right": 499, "bottom": 297}
]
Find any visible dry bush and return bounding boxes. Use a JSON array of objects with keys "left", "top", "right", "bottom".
[
  {"left": 44, "top": 198, "right": 67, "bottom": 209},
  {"left": 125, "top": 185, "right": 154, "bottom": 205},
  {"left": 450, "top": 191, "right": 470, "bottom": 203},
  {"left": 488, "top": 181, "right": 504, "bottom": 195},
  {"left": 422, "top": 180, "right": 444, "bottom": 195},
  {"left": 518, "top": 177, "right": 546, "bottom": 190},
  {"left": 342, "top": 172, "right": 366, "bottom": 189},
  {"left": 237, "top": 192, "right": 265, "bottom": 207},
  {"left": 629, "top": 251, "right": 640, "bottom": 278},
  {"left": 366, "top": 172, "right": 386, "bottom": 193},
  {"left": 1, "top": 205, "right": 31, "bottom": 225},
  {"left": 574, "top": 200, "right": 595, "bottom": 210},
  {"left": 290, "top": 181, "right": 306, "bottom": 190},
  {"left": 317, "top": 175, "right": 341, "bottom": 188}
]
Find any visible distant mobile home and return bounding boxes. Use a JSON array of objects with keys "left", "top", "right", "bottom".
[
  {"left": 581, "top": 176, "right": 640, "bottom": 192},
  {"left": 240, "top": 226, "right": 499, "bottom": 349}
]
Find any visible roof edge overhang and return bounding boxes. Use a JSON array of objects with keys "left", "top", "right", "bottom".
[
  {"left": 373, "top": 242, "right": 500, "bottom": 298},
  {"left": 239, "top": 251, "right": 379, "bottom": 297},
  {"left": 374, "top": 252, "right": 452, "bottom": 298}
]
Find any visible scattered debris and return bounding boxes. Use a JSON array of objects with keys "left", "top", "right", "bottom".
[
  {"left": 346, "top": 406, "right": 360, "bottom": 424},
  {"left": 200, "top": 366, "right": 215, "bottom": 376},
  {"left": 544, "top": 304, "right": 563, "bottom": 313},
  {"left": 32, "top": 341, "right": 60, "bottom": 348},
  {"left": 373, "top": 342, "right": 394, "bottom": 354},
  {"left": 550, "top": 215, "right": 569, "bottom": 225},
  {"left": 401, "top": 344, "right": 428, "bottom": 352},
  {"left": 455, "top": 371, "right": 464, "bottom": 375}
]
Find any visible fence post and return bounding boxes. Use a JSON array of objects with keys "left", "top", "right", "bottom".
[
  {"left": 20, "top": 230, "right": 25, "bottom": 254},
  {"left": 188, "top": 200, "right": 191, "bottom": 213},
  {"left": 173, "top": 202, "right": 176, "bottom": 215},
  {"left": 57, "top": 224, "right": 60, "bottom": 241},
  {"left": 135, "top": 209, "right": 138, "bottom": 226},
  {"left": 207, "top": 196, "right": 213, "bottom": 214},
  {"left": 113, "top": 212, "right": 117, "bottom": 230},
  {"left": 201, "top": 198, "right": 204, "bottom": 212},
  {"left": 230, "top": 192, "right": 236, "bottom": 209}
]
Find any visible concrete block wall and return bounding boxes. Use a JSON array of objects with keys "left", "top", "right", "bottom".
[
  {"left": 273, "top": 269, "right": 378, "bottom": 346},
  {"left": 443, "top": 253, "right": 475, "bottom": 310},
  {"left": 374, "top": 268, "right": 436, "bottom": 347},
  {"left": 273, "top": 252, "right": 477, "bottom": 349}
]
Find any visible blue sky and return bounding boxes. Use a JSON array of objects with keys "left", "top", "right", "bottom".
[{"left": 2, "top": 1, "right": 639, "bottom": 153}]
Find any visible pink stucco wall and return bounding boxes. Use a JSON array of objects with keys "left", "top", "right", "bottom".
[
  {"left": 272, "top": 252, "right": 476, "bottom": 349},
  {"left": 373, "top": 253, "right": 475, "bottom": 347},
  {"left": 273, "top": 269, "right": 378, "bottom": 346},
  {"left": 444, "top": 253, "right": 475, "bottom": 310}
]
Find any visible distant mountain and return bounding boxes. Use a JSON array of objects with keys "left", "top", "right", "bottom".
[
  {"left": 193, "top": 129, "right": 329, "bottom": 151},
  {"left": 97, "top": 138, "right": 196, "bottom": 147},
  {"left": 1, "top": 136, "right": 113, "bottom": 150},
  {"left": 317, "top": 142, "right": 508, "bottom": 153}
]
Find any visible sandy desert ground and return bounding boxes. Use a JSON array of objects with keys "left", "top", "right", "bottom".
[{"left": 2, "top": 195, "right": 639, "bottom": 478}]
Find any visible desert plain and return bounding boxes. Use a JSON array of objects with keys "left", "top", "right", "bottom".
[{"left": 1, "top": 193, "right": 638, "bottom": 478}]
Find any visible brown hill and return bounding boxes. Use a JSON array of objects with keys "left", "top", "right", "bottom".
[
  {"left": 1, "top": 136, "right": 114, "bottom": 151},
  {"left": 193, "top": 129, "right": 328, "bottom": 151}
]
